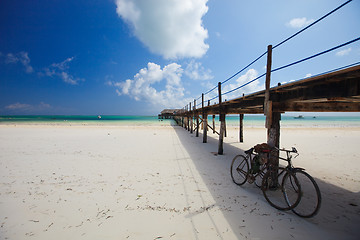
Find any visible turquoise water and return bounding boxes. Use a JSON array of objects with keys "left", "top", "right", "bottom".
[
  {"left": 1, "top": 115, "right": 360, "bottom": 127},
  {"left": 224, "top": 115, "right": 360, "bottom": 128},
  {"left": 0, "top": 115, "right": 172, "bottom": 126}
]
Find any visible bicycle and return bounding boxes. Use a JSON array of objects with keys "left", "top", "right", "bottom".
[
  {"left": 273, "top": 147, "right": 322, "bottom": 218},
  {"left": 231, "top": 145, "right": 321, "bottom": 217},
  {"left": 231, "top": 145, "right": 302, "bottom": 211}
]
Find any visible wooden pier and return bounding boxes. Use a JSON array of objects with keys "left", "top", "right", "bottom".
[{"left": 170, "top": 62, "right": 360, "bottom": 155}]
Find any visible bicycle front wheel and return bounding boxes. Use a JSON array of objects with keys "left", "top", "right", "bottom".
[
  {"left": 262, "top": 168, "right": 301, "bottom": 211},
  {"left": 290, "top": 169, "right": 321, "bottom": 218},
  {"left": 230, "top": 155, "right": 249, "bottom": 186}
]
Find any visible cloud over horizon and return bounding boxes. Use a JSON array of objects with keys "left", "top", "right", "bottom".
[
  {"left": 5, "top": 102, "right": 52, "bottom": 113},
  {"left": 115, "top": 0, "right": 209, "bottom": 59},
  {"left": 108, "top": 62, "right": 191, "bottom": 108}
]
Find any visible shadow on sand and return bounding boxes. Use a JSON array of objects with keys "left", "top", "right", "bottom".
[{"left": 171, "top": 123, "right": 360, "bottom": 240}]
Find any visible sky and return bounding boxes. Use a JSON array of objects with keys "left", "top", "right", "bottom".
[{"left": 0, "top": 0, "right": 359, "bottom": 116}]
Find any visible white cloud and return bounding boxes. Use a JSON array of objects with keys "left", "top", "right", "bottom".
[
  {"left": 286, "top": 17, "right": 314, "bottom": 29},
  {"left": 115, "top": 0, "right": 209, "bottom": 59},
  {"left": 184, "top": 60, "right": 213, "bottom": 80},
  {"left": 2, "top": 51, "right": 34, "bottom": 73},
  {"left": 5, "top": 102, "right": 51, "bottom": 112},
  {"left": 221, "top": 69, "right": 262, "bottom": 100},
  {"left": 41, "top": 57, "right": 84, "bottom": 85},
  {"left": 108, "top": 62, "right": 190, "bottom": 108},
  {"left": 336, "top": 48, "right": 352, "bottom": 57}
]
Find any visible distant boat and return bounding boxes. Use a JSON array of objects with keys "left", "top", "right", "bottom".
[
  {"left": 97, "top": 115, "right": 102, "bottom": 119},
  {"left": 294, "top": 115, "right": 304, "bottom": 119}
]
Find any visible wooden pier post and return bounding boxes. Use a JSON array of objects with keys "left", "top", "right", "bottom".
[
  {"left": 190, "top": 102, "right": 193, "bottom": 133},
  {"left": 202, "top": 93, "right": 208, "bottom": 143},
  {"left": 212, "top": 115, "right": 215, "bottom": 133},
  {"left": 239, "top": 113, "right": 244, "bottom": 142},
  {"left": 187, "top": 105, "right": 190, "bottom": 131},
  {"left": 265, "top": 44, "right": 273, "bottom": 129},
  {"left": 264, "top": 44, "right": 280, "bottom": 168},
  {"left": 218, "top": 82, "right": 225, "bottom": 155},
  {"left": 195, "top": 99, "right": 199, "bottom": 137}
]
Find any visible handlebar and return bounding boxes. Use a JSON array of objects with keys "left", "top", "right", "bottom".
[{"left": 274, "top": 146, "right": 298, "bottom": 153}]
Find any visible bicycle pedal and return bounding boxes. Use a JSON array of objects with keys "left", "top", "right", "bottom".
[{"left": 247, "top": 176, "right": 255, "bottom": 184}]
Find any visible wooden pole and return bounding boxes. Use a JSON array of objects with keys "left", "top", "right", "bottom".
[
  {"left": 202, "top": 94, "right": 208, "bottom": 143},
  {"left": 264, "top": 44, "right": 280, "bottom": 185},
  {"left": 265, "top": 44, "right": 273, "bottom": 128},
  {"left": 219, "top": 114, "right": 225, "bottom": 155},
  {"left": 239, "top": 113, "right": 244, "bottom": 142},
  {"left": 203, "top": 114, "right": 208, "bottom": 143},
  {"left": 218, "top": 82, "right": 225, "bottom": 155},
  {"left": 195, "top": 99, "right": 199, "bottom": 137},
  {"left": 212, "top": 115, "right": 215, "bottom": 133},
  {"left": 187, "top": 105, "right": 190, "bottom": 131},
  {"left": 267, "top": 112, "right": 281, "bottom": 169},
  {"left": 190, "top": 102, "right": 193, "bottom": 133}
]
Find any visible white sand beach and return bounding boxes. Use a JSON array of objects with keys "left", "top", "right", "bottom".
[{"left": 0, "top": 123, "right": 359, "bottom": 240}]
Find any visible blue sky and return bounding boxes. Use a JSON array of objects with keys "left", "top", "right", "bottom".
[{"left": 0, "top": 0, "right": 359, "bottom": 115}]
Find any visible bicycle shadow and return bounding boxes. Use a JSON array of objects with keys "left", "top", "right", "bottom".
[{"left": 171, "top": 124, "right": 360, "bottom": 240}]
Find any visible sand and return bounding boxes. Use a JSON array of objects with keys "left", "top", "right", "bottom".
[{"left": 0, "top": 123, "right": 359, "bottom": 240}]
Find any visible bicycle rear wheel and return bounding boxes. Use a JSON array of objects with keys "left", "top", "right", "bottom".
[
  {"left": 230, "top": 155, "right": 249, "bottom": 186},
  {"left": 289, "top": 169, "right": 321, "bottom": 218},
  {"left": 262, "top": 168, "right": 301, "bottom": 211}
]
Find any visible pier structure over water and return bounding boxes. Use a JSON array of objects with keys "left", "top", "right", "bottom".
[
  {"left": 162, "top": 1, "right": 360, "bottom": 159},
  {"left": 171, "top": 64, "right": 360, "bottom": 155}
]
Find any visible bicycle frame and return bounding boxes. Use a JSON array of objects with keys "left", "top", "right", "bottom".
[{"left": 246, "top": 147, "right": 300, "bottom": 185}]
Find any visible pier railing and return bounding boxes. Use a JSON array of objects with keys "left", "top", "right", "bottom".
[{"left": 180, "top": 0, "right": 359, "bottom": 114}]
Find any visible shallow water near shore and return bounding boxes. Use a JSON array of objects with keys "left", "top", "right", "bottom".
[{"left": 1, "top": 115, "right": 360, "bottom": 128}]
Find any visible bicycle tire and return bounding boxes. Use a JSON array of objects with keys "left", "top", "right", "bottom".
[
  {"left": 262, "top": 168, "right": 301, "bottom": 211},
  {"left": 289, "top": 169, "right": 321, "bottom": 218},
  {"left": 254, "top": 165, "right": 267, "bottom": 188},
  {"left": 230, "top": 155, "right": 249, "bottom": 186}
]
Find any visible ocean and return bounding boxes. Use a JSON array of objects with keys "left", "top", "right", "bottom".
[{"left": 1, "top": 115, "right": 360, "bottom": 128}]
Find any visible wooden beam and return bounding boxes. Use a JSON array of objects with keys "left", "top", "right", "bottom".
[{"left": 273, "top": 101, "right": 360, "bottom": 112}]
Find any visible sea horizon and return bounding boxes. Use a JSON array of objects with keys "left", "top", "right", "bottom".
[{"left": 1, "top": 114, "right": 360, "bottom": 128}]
